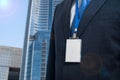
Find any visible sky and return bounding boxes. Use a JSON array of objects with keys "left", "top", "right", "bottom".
[{"left": 0, "top": 0, "right": 29, "bottom": 48}]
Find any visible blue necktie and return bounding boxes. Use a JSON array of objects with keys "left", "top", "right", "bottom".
[{"left": 70, "top": 0, "right": 91, "bottom": 37}]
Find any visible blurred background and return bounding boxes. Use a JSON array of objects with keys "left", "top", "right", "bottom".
[{"left": 0, "top": 0, "right": 63, "bottom": 80}]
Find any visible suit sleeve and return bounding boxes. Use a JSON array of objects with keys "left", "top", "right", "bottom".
[{"left": 46, "top": 5, "right": 58, "bottom": 80}]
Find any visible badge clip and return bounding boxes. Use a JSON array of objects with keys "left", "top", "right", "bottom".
[{"left": 70, "top": 28, "right": 79, "bottom": 39}]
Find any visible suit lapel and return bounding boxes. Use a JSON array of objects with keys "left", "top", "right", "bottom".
[
  {"left": 77, "top": 0, "right": 107, "bottom": 37},
  {"left": 63, "top": 0, "right": 73, "bottom": 39}
]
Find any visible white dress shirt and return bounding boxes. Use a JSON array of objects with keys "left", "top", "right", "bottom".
[{"left": 70, "top": 0, "right": 82, "bottom": 27}]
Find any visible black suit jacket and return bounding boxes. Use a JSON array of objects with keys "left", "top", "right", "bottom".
[{"left": 46, "top": 0, "right": 120, "bottom": 80}]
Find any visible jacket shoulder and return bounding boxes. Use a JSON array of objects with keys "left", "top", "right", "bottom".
[
  {"left": 55, "top": 0, "right": 65, "bottom": 10},
  {"left": 55, "top": 0, "right": 71, "bottom": 10}
]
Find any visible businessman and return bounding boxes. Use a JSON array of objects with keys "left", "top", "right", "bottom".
[{"left": 46, "top": 0, "right": 120, "bottom": 80}]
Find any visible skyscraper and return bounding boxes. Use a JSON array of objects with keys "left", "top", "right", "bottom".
[{"left": 19, "top": 0, "right": 63, "bottom": 80}]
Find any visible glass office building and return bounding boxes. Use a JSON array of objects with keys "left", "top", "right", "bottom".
[{"left": 19, "top": 0, "right": 63, "bottom": 80}]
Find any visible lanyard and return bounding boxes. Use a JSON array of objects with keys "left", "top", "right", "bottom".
[
  {"left": 71, "top": 0, "right": 80, "bottom": 38},
  {"left": 72, "top": 0, "right": 91, "bottom": 38},
  {"left": 74, "top": 0, "right": 80, "bottom": 32}
]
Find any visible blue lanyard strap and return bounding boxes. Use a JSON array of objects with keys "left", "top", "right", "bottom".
[
  {"left": 75, "top": 0, "right": 80, "bottom": 31},
  {"left": 70, "top": 0, "right": 91, "bottom": 37},
  {"left": 74, "top": 0, "right": 91, "bottom": 32}
]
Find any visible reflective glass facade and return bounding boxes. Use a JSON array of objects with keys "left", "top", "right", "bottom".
[{"left": 20, "top": 0, "right": 63, "bottom": 80}]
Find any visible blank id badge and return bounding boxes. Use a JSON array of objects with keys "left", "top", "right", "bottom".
[{"left": 65, "top": 39, "right": 82, "bottom": 63}]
